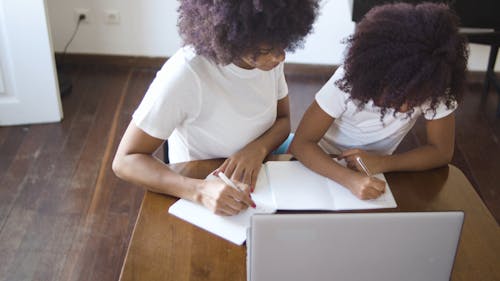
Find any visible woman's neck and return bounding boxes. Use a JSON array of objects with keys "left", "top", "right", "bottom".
[{"left": 232, "top": 57, "right": 255, "bottom": 70}]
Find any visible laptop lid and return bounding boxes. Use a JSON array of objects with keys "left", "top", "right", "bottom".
[{"left": 247, "top": 212, "right": 464, "bottom": 281}]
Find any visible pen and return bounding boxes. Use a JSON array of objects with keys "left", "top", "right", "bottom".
[
  {"left": 217, "top": 172, "right": 242, "bottom": 192},
  {"left": 218, "top": 172, "right": 256, "bottom": 208},
  {"left": 355, "top": 156, "right": 372, "bottom": 177}
]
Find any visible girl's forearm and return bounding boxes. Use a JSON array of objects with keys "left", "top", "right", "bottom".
[
  {"left": 381, "top": 144, "right": 453, "bottom": 172},
  {"left": 291, "top": 141, "right": 358, "bottom": 188}
]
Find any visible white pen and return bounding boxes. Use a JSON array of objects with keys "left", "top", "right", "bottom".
[
  {"left": 355, "top": 156, "right": 372, "bottom": 177},
  {"left": 218, "top": 172, "right": 256, "bottom": 208},
  {"left": 217, "top": 172, "right": 242, "bottom": 191}
]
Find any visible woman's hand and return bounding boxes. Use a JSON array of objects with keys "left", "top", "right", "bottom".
[
  {"left": 196, "top": 178, "right": 255, "bottom": 216},
  {"left": 214, "top": 96, "right": 291, "bottom": 192},
  {"left": 338, "top": 149, "right": 385, "bottom": 175},
  {"left": 215, "top": 144, "right": 267, "bottom": 192}
]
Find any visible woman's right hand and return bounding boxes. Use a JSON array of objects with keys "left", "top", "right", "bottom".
[
  {"left": 346, "top": 173, "right": 386, "bottom": 200},
  {"left": 195, "top": 178, "right": 256, "bottom": 216}
]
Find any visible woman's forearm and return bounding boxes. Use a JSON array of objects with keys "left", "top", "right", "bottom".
[{"left": 112, "top": 153, "right": 202, "bottom": 202}]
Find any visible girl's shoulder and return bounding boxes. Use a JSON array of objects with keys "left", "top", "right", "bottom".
[
  {"left": 317, "top": 66, "right": 350, "bottom": 101},
  {"left": 314, "top": 66, "right": 351, "bottom": 118},
  {"left": 418, "top": 99, "right": 458, "bottom": 120}
]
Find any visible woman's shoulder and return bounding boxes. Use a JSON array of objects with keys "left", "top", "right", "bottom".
[
  {"left": 159, "top": 46, "right": 207, "bottom": 71},
  {"left": 155, "top": 46, "right": 217, "bottom": 86},
  {"left": 174, "top": 46, "right": 218, "bottom": 72}
]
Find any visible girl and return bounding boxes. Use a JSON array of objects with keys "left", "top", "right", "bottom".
[
  {"left": 113, "top": 0, "right": 319, "bottom": 215},
  {"left": 290, "top": 2, "right": 468, "bottom": 200}
]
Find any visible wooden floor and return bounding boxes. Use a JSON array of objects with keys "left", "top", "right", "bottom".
[{"left": 0, "top": 60, "right": 499, "bottom": 281}]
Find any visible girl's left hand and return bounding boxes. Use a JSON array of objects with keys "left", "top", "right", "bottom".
[
  {"left": 215, "top": 145, "right": 266, "bottom": 192},
  {"left": 338, "top": 149, "right": 384, "bottom": 175}
]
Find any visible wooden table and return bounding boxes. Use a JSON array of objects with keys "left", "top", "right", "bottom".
[{"left": 119, "top": 156, "right": 500, "bottom": 281}]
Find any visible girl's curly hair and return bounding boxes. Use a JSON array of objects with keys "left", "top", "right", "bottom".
[
  {"left": 336, "top": 2, "right": 469, "bottom": 118},
  {"left": 177, "top": 0, "right": 319, "bottom": 65}
]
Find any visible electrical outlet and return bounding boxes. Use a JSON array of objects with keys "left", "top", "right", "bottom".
[
  {"left": 104, "top": 10, "right": 120, "bottom": 24},
  {"left": 74, "top": 8, "right": 90, "bottom": 24}
]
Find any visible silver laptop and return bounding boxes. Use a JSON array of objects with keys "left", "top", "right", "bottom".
[{"left": 247, "top": 212, "right": 464, "bottom": 281}]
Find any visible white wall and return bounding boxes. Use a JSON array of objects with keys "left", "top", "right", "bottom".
[
  {"left": 47, "top": 0, "right": 499, "bottom": 71},
  {"left": 0, "top": 64, "right": 5, "bottom": 96},
  {"left": 286, "top": 0, "right": 354, "bottom": 65},
  {"left": 47, "top": 0, "right": 181, "bottom": 57}
]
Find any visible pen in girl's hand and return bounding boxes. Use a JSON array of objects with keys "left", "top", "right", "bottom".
[{"left": 355, "top": 156, "right": 372, "bottom": 177}]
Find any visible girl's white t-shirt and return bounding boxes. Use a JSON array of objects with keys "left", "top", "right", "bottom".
[
  {"left": 315, "top": 66, "right": 456, "bottom": 155},
  {"left": 133, "top": 47, "right": 288, "bottom": 163}
]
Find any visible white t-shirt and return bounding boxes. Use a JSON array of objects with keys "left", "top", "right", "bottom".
[
  {"left": 315, "top": 66, "right": 456, "bottom": 155},
  {"left": 133, "top": 46, "right": 288, "bottom": 163}
]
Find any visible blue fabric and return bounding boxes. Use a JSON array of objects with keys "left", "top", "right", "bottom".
[{"left": 272, "top": 133, "right": 294, "bottom": 154}]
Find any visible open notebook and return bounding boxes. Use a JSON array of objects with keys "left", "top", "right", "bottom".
[{"left": 168, "top": 160, "right": 397, "bottom": 245}]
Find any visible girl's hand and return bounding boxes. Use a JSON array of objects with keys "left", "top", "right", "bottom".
[
  {"left": 196, "top": 178, "right": 255, "bottom": 216},
  {"left": 346, "top": 173, "right": 386, "bottom": 200},
  {"left": 338, "top": 149, "right": 385, "bottom": 175},
  {"left": 215, "top": 145, "right": 266, "bottom": 192}
]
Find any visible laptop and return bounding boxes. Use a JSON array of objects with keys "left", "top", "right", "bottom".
[{"left": 247, "top": 212, "right": 464, "bottom": 281}]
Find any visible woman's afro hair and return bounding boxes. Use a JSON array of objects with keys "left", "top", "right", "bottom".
[
  {"left": 177, "top": 0, "right": 319, "bottom": 65},
  {"left": 336, "top": 2, "right": 469, "bottom": 117}
]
